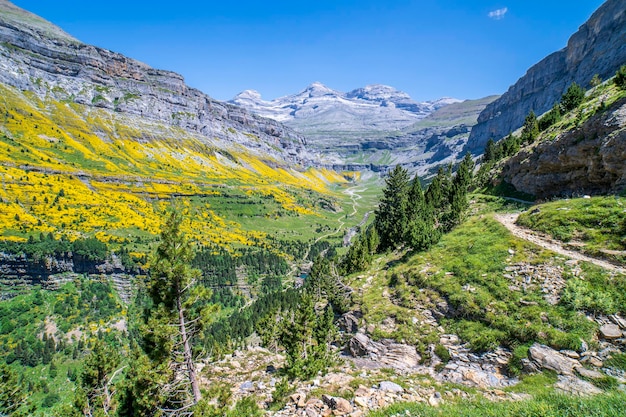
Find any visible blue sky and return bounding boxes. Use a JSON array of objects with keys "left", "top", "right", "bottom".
[{"left": 14, "top": 0, "right": 605, "bottom": 101}]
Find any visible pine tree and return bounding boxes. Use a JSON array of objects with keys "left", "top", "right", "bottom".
[
  {"left": 75, "top": 340, "right": 123, "bottom": 416},
  {"left": 0, "top": 363, "right": 26, "bottom": 415},
  {"left": 374, "top": 165, "right": 410, "bottom": 252},
  {"left": 521, "top": 111, "right": 539, "bottom": 144},
  {"left": 140, "top": 211, "right": 215, "bottom": 410},
  {"left": 404, "top": 175, "right": 433, "bottom": 251},
  {"left": 279, "top": 294, "right": 336, "bottom": 380},
  {"left": 483, "top": 138, "right": 496, "bottom": 162},
  {"left": 560, "top": 82, "right": 585, "bottom": 112}
]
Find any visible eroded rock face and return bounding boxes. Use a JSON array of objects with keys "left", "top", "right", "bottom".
[
  {"left": 499, "top": 98, "right": 626, "bottom": 198},
  {"left": 467, "top": 0, "right": 626, "bottom": 154},
  {"left": 0, "top": 1, "right": 314, "bottom": 167}
]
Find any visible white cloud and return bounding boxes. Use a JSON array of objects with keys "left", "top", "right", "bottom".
[{"left": 488, "top": 7, "right": 508, "bottom": 20}]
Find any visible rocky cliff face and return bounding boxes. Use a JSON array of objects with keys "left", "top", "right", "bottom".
[
  {"left": 500, "top": 97, "right": 626, "bottom": 198},
  {"left": 0, "top": 0, "right": 313, "bottom": 167},
  {"left": 467, "top": 0, "right": 626, "bottom": 155}
]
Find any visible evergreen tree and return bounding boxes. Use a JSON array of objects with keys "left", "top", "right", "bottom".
[
  {"left": 615, "top": 65, "right": 626, "bottom": 89},
  {"left": 404, "top": 175, "right": 433, "bottom": 251},
  {"left": 75, "top": 340, "right": 123, "bottom": 416},
  {"left": 374, "top": 165, "right": 410, "bottom": 252},
  {"left": 0, "top": 363, "right": 26, "bottom": 415},
  {"left": 560, "top": 82, "right": 585, "bottom": 112},
  {"left": 520, "top": 111, "right": 539, "bottom": 144},
  {"left": 139, "top": 211, "right": 215, "bottom": 410},
  {"left": 278, "top": 294, "right": 336, "bottom": 380},
  {"left": 425, "top": 165, "right": 453, "bottom": 227},
  {"left": 483, "top": 138, "right": 496, "bottom": 162}
]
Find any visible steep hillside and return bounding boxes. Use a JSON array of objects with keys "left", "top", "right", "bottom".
[
  {"left": 467, "top": 0, "right": 626, "bottom": 154},
  {"left": 496, "top": 78, "right": 626, "bottom": 198},
  {"left": 0, "top": 0, "right": 365, "bottom": 254}
]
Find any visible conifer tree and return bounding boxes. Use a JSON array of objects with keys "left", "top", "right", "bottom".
[
  {"left": 404, "top": 175, "right": 434, "bottom": 251},
  {"left": 278, "top": 294, "right": 336, "bottom": 380},
  {"left": 521, "top": 111, "right": 539, "bottom": 144},
  {"left": 0, "top": 363, "right": 26, "bottom": 415},
  {"left": 375, "top": 165, "right": 410, "bottom": 252},
  {"left": 138, "top": 211, "right": 216, "bottom": 411},
  {"left": 560, "top": 82, "right": 585, "bottom": 112},
  {"left": 483, "top": 138, "right": 496, "bottom": 162}
]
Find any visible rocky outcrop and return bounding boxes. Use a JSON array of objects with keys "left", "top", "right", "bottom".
[
  {"left": 0, "top": 252, "right": 133, "bottom": 301},
  {"left": 529, "top": 344, "right": 581, "bottom": 376},
  {"left": 467, "top": 0, "right": 626, "bottom": 154},
  {"left": 347, "top": 332, "right": 421, "bottom": 369},
  {"left": 499, "top": 97, "right": 626, "bottom": 198},
  {"left": 0, "top": 0, "right": 314, "bottom": 167}
]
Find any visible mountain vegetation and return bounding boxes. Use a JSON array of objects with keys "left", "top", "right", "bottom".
[{"left": 0, "top": 0, "right": 625, "bottom": 416}]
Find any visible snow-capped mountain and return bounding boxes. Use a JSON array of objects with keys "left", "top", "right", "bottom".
[{"left": 230, "top": 82, "right": 461, "bottom": 138}]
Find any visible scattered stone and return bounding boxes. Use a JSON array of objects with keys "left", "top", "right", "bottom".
[
  {"left": 378, "top": 381, "right": 404, "bottom": 393},
  {"left": 576, "top": 367, "right": 605, "bottom": 380},
  {"left": 560, "top": 350, "right": 580, "bottom": 359},
  {"left": 347, "top": 333, "right": 420, "bottom": 369},
  {"left": 599, "top": 324, "right": 623, "bottom": 340},
  {"left": 239, "top": 381, "right": 254, "bottom": 392},
  {"left": 529, "top": 344, "right": 580, "bottom": 375},
  {"left": 590, "top": 357, "right": 604, "bottom": 368},
  {"left": 322, "top": 395, "right": 353, "bottom": 415},
  {"left": 555, "top": 376, "right": 602, "bottom": 396},
  {"left": 354, "top": 397, "right": 368, "bottom": 408},
  {"left": 609, "top": 315, "right": 626, "bottom": 329},
  {"left": 428, "top": 392, "right": 442, "bottom": 407}
]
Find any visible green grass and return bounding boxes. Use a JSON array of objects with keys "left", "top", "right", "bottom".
[
  {"left": 369, "top": 392, "right": 626, "bottom": 417},
  {"left": 517, "top": 196, "right": 626, "bottom": 262},
  {"left": 350, "top": 201, "right": 603, "bottom": 354}
]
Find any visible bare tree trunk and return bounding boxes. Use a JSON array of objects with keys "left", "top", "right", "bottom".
[{"left": 177, "top": 295, "right": 201, "bottom": 403}]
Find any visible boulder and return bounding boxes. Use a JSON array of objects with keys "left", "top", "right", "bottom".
[
  {"left": 529, "top": 344, "right": 581, "bottom": 376},
  {"left": 347, "top": 333, "right": 420, "bottom": 369},
  {"left": 321, "top": 395, "right": 352, "bottom": 415},
  {"left": 599, "top": 324, "right": 623, "bottom": 340},
  {"left": 555, "top": 376, "right": 603, "bottom": 396},
  {"left": 378, "top": 381, "right": 404, "bottom": 393}
]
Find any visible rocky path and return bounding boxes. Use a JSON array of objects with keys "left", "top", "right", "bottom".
[{"left": 495, "top": 213, "right": 626, "bottom": 274}]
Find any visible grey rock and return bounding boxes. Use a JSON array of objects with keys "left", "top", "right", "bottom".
[
  {"left": 555, "top": 375, "right": 603, "bottom": 396},
  {"left": 600, "top": 324, "right": 623, "bottom": 340},
  {"left": 467, "top": 0, "right": 626, "bottom": 154},
  {"left": 347, "top": 333, "right": 420, "bottom": 370},
  {"left": 576, "top": 367, "right": 605, "bottom": 380},
  {"left": 529, "top": 343, "right": 581, "bottom": 376},
  {"left": 337, "top": 311, "right": 361, "bottom": 334},
  {"left": 321, "top": 395, "right": 352, "bottom": 415},
  {"left": 378, "top": 381, "right": 404, "bottom": 393},
  {"left": 239, "top": 381, "right": 254, "bottom": 392}
]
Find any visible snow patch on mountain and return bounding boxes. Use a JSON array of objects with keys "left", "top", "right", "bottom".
[{"left": 230, "top": 83, "right": 461, "bottom": 135}]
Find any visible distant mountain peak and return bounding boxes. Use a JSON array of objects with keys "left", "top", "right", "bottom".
[
  {"left": 301, "top": 82, "right": 338, "bottom": 98},
  {"left": 233, "top": 89, "right": 263, "bottom": 101}
]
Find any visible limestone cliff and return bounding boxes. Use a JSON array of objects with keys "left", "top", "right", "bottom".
[
  {"left": 499, "top": 97, "right": 626, "bottom": 198},
  {"left": 0, "top": 0, "right": 313, "bottom": 167},
  {"left": 467, "top": 0, "right": 626, "bottom": 155}
]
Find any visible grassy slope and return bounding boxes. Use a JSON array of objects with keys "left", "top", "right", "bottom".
[
  {"left": 0, "top": 83, "right": 367, "bottom": 256},
  {"left": 517, "top": 196, "right": 626, "bottom": 263},
  {"left": 348, "top": 194, "right": 625, "bottom": 354}
]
